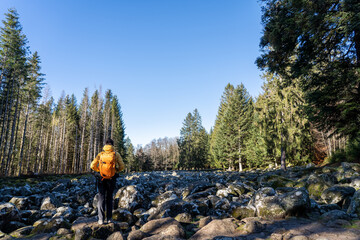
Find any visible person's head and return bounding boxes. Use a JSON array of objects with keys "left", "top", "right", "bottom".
[{"left": 105, "top": 138, "right": 114, "bottom": 146}]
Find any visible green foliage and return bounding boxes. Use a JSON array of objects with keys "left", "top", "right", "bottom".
[
  {"left": 210, "top": 83, "right": 253, "bottom": 171},
  {"left": 111, "top": 95, "right": 126, "bottom": 158},
  {"left": 329, "top": 137, "right": 360, "bottom": 164},
  {"left": 178, "top": 109, "right": 208, "bottom": 169},
  {"left": 254, "top": 73, "right": 314, "bottom": 168},
  {"left": 257, "top": 0, "right": 360, "bottom": 140}
]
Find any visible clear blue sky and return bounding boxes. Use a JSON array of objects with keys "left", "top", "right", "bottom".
[{"left": 0, "top": 0, "right": 264, "bottom": 147}]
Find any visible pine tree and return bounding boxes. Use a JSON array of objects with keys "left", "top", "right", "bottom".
[
  {"left": 210, "top": 84, "right": 235, "bottom": 169},
  {"left": 257, "top": 0, "right": 360, "bottom": 140},
  {"left": 178, "top": 109, "right": 208, "bottom": 169},
  {"left": 111, "top": 95, "right": 126, "bottom": 158},
  {"left": 0, "top": 9, "right": 29, "bottom": 175}
]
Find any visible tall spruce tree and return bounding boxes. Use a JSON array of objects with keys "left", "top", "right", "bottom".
[
  {"left": 0, "top": 9, "right": 29, "bottom": 175},
  {"left": 210, "top": 84, "right": 234, "bottom": 169},
  {"left": 178, "top": 109, "right": 208, "bottom": 169},
  {"left": 111, "top": 95, "right": 126, "bottom": 158},
  {"left": 210, "top": 83, "right": 253, "bottom": 171},
  {"left": 255, "top": 73, "right": 314, "bottom": 169}
]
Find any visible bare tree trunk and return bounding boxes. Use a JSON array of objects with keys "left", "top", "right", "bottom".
[
  {"left": 60, "top": 118, "right": 66, "bottom": 174},
  {"left": 328, "top": 138, "right": 332, "bottom": 157},
  {"left": 321, "top": 131, "right": 330, "bottom": 158},
  {"left": 280, "top": 134, "right": 286, "bottom": 170},
  {"left": 73, "top": 126, "right": 78, "bottom": 173},
  {"left": 25, "top": 118, "right": 33, "bottom": 174},
  {"left": 65, "top": 137, "right": 69, "bottom": 173},
  {"left": 34, "top": 119, "right": 44, "bottom": 174},
  {"left": 87, "top": 112, "right": 94, "bottom": 172},
  {"left": 9, "top": 97, "right": 22, "bottom": 175},
  {"left": 4, "top": 88, "right": 20, "bottom": 176},
  {"left": 18, "top": 103, "right": 29, "bottom": 176},
  {"left": 52, "top": 127, "right": 59, "bottom": 174},
  {"left": 0, "top": 77, "right": 15, "bottom": 174},
  {"left": 40, "top": 128, "right": 49, "bottom": 173},
  {"left": 47, "top": 120, "right": 54, "bottom": 173}
]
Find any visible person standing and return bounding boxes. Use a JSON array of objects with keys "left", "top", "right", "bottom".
[{"left": 91, "top": 138, "right": 125, "bottom": 224}]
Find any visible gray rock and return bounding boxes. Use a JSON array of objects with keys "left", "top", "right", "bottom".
[
  {"left": 2, "top": 221, "right": 27, "bottom": 234},
  {"left": 127, "top": 229, "right": 150, "bottom": 240},
  {"left": 189, "top": 218, "right": 240, "bottom": 240},
  {"left": 347, "top": 189, "right": 360, "bottom": 216},
  {"left": 106, "top": 231, "right": 124, "bottom": 240},
  {"left": 321, "top": 185, "right": 355, "bottom": 206},
  {"left": 152, "top": 191, "right": 178, "bottom": 206},
  {"left": 0, "top": 203, "right": 21, "bottom": 222},
  {"left": 240, "top": 217, "right": 265, "bottom": 234},
  {"left": 114, "top": 185, "right": 149, "bottom": 212},
  {"left": 40, "top": 195, "right": 62, "bottom": 210},
  {"left": 279, "top": 188, "right": 311, "bottom": 216},
  {"left": 198, "top": 216, "right": 212, "bottom": 228},
  {"left": 175, "top": 213, "right": 192, "bottom": 223},
  {"left": 9, "top": 196, "right": 30, "bottom": 210},
  {"left": 31, "top": 217, "right": 70, "bottom": 234},
  {"left": 10, "top": 226, "right": 34, "bottom": 238},
  {"left": 74, "top": 227, "right": 92, "bottom": 240},
  {"left": 140, "top": 217, "right": 185, "bottom": 238},
  {"left": 320, "top": 209, "right": 351, "bottom": 223},
  {"left": 112, "top": 208, "right": 137, "bottom": 225},
  {"left": 57, "top": 227, "right": 71, "bottom": 235},
  {"left": 231, "top": 205, "right": 256, "bottom": 219}
]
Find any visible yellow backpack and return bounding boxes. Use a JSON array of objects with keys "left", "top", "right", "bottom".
[{"left": 99, "top": 151, "right": 116, "bottom": 180}]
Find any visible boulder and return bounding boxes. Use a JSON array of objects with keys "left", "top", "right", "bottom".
[
  {"left": 140, "top": 217, "right": 185, "bottom": 238},
  {"left": 239, "top": 217, "right": 265, "bottom": 234},
  {"left": 198, "top": 216, "right": 212, "bottom": 228},
  {"left": 106, "top": 231, "right": 124, "bottom": 240},
  {"left": 53, "top": 206, "right": 76, "bottom": 222},
  {"left": 152, "top": 191, "right": 178, "bottom": 206},
  {"left": 0, "top": 203, "right": 21, "bottom": 222},
  {"left": 31, "top": 217, "right": 70, "bottom": 234},
  {"left": 114, "top": 185, "right": 149, "bottom": 212},
  {"left": 175, "top": 213, "right": 192, "bottom": 223},
  {"left": 9, "top": 226, "right": 34, "bottom": 238},
  {"left": 231, "top": 205, "right": 256, "bottom": 219},
  {"left": 127, "top": 229, "right": 150, "bottom": 240},
  {"left": 74, "top": 226, "right": 92, "bottom": 240},
  {"left": 320, "top": 210, "right": 351, "bottom": 223},
  {"left": 91, "top": 223, "right": 121, "bottom": 239},
  {"left": 40, "top": 195, "right": 62, "bottom": 210},
  {"left": 189, "top": 218, "right": 240, "bottom": 240},
  {"left": 306, "top": 174, "right": 331, "bottom": 200},
  {"left": 9, "top": 196, "right": 30, "bottom": 210},
  {"left": 321, "top": 185, "right": 355, "bottom": 206},
  {"left": 347, "top": 190, "right": 360, "bottom": 216},
  {"left": 2, "top": 221, "right": 26, "bottom": 234},
  {"left": 279, "top": 188, "right": 311, "bottom": 216},
  {"left": 112, "top": 208, "right": 137, "bottom": 225}
]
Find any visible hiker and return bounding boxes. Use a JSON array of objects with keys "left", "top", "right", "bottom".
[{"left": 90, "top": 138, "right": 125, "bottom": 225}]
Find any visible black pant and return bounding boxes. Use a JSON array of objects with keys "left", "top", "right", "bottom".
[{"left": 97, "top": 177, "right": 116, "bottom": 221}]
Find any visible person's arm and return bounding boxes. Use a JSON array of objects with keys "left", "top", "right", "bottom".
[
  {"left": 115, "top": 153, "right": 125, "bottom": 172},
  {"left": 90, "top": 153, "right": 102, "bottom": 172}
]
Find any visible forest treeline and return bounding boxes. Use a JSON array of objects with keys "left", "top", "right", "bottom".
[{"left": 1, "top": 0, "right": 360, "bottom": 176}]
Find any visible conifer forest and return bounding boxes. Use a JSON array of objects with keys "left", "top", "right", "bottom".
[{"left": 1, "top": 0, "right": 360, "bottom": 177}]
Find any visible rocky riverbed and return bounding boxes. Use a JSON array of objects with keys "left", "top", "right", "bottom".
[{"left": 1, "top": 162, "right": 360, "bottom": 240}]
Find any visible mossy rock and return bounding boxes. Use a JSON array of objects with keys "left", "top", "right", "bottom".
[
  {"left": 31, "top": 217, "right": 71, "bottom": 234},
  {"left": 231, "top": 206, "right": 256, "bottom": 219},
  {"left": 260, "top": 175, "right": 295, "bottom": 188},
  {"left": 9, "top": 226, "right": 34, "bottom": 238},
  {"left": 294, "top": 181, "right": 307, "bottom": 188},
  {"left": 307, "top": 182, "right": 329, "bottom": 200},
  {"left": 257, "top": 203, "right": 286, "bottom": 219}
]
